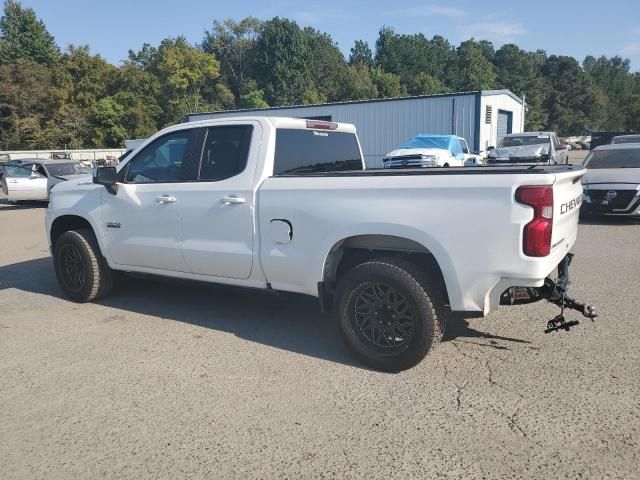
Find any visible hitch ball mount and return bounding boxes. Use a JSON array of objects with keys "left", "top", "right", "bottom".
[{"left": 500, "top": 253, "right": 598, "bottom": 333}]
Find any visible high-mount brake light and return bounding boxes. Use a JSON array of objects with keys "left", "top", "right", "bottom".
[
  {"left": 516, "top": 185, "right": 554, "bottom": 257},
  {"left": 305, "top": 120, "right": 338, "bottom": 130}
]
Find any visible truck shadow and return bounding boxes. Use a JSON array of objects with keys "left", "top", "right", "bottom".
[
  {"left": 0, "top": 257, "right": 530, "bottom": 367},
  {"left": 579, "top": 216, "right": 640, "bottom": 226},
  {"left": 0, "top": 198, "right": 48, "bottom": 211}
]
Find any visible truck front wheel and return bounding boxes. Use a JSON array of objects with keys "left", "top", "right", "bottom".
[
  {"left": 335, "top": 258, "right": 444, "bottom": 372},
  {"left": 53, "top": 229, "right": 117, "bottom": 303}
]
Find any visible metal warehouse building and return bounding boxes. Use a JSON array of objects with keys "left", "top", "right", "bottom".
[{"left": 186, "top": 90, "right": 524, "bottom": 168}]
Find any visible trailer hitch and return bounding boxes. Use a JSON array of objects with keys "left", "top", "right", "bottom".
[{"left": 544, "top": 253, "right": 597, "bottom": 334}]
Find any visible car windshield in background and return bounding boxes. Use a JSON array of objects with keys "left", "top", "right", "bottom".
[
  {"left": 611, "top": 135, "right": 640, "bottom": 145},
  {"left": 499, "top": 135, "right": 549, "bottom": 147},
  {"left": 584, "top": 149, "right": 640, "bottom": 169},
  {"left": 274, "top": 129, "right": 362, "bottom": 175},
  {"left": 47, "top": 162, "right": 91, "bottom": 176}
]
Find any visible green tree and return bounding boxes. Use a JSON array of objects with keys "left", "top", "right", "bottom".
[
  {"left": 370, "top": 66, "right": 405, "bottom": 98},
  {"left": 0, "top": 0, "right": 59, "bottom": 64},
  {"left": 411, "top": 72, "right": 446, "bottom": 95},
  {"left": 584, "top": 55, "right": 635, "bottom": 130},
  {"left": 449, "top": 39, "right": 497, "bottom": 91},
  {"left": 91, "top": 96, "right": 128, "bottom": 147},
  {"left": 156, "top": 37, "right": 220, "bottom": 121},
  {"left": 254, "top": 17, "right": 311, "bottom": 106},
  {"left": 493, "top": 44, "right": 548, "bottom": 130},
  {"left": 375, "top": 28, "right": 455, "bottom": 94},
  {"left": 303, "top": 27, "right": 348, "bottom": 102},
  {"left": 239, "top": 80, "right": 269, "bottom": 109},
  {"left": 541, "top": 55, "right": 605, "bottom": 135},
  {"left": 201, "top": 17, "right": 262, "bottom": 104},
  {"left": 349, "top": 40, "right": 373, "bottom": 67},
  {"left": 343, "top": 63, "right": 377, "bottom": 100},
  {"left": 0, "top": 59, "right": 60, "bottom": 148}
]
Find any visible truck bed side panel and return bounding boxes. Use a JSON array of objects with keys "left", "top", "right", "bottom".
[{"left": 257, "top": 170, "right": 584, "bottom": 313}]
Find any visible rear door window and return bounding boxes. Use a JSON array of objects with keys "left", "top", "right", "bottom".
[
  {"left": 198, "top": 125, "right": 253, "bottom": 181},
  {"left": 274, "top": 129, "right": 362, "bottom": 175}
]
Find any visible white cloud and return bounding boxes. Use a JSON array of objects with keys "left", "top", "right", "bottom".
[
  {"left": 621, "top": 42, "right": 640, "bottom": 55},
  {"left": 460, "top": 21, "right": 527, "bottom": 44}
]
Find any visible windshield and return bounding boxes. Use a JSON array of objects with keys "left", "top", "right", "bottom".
[
  {"left": 611, "top": 135, "right": 640, "bottom": 145},
  {"left": 46, "top": 162, "right": 91, "bottom": 176},
  {"left": 583, "top": 149, "right": 640, "bottom": 169},
  {"left": 499, "top": 135, "right": 549, "bottom": 147}
]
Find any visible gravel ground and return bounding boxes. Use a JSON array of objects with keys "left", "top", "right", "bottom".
[{"left": 1, "top": 197, "right": 639, "bottom": 479}]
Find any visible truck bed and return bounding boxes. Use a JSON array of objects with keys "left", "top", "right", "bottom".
[{"left": 275, "top": 165, "right": 582, "bottom": 177}]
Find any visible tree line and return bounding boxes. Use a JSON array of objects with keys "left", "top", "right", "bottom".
[{"left": 1, "top": 0, "right": 639, "bottom": 150}]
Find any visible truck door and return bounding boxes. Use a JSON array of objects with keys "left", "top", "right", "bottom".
[
  {"left": 179, "top": 122, "right": 259, "bottom": 279},
  {"left": 100, "top": 128, "right": 200, "bottom": 272}
]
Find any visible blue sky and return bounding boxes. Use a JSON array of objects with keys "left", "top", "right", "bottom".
[{"left": 20, "top": 0, "right": 640, "bottom": 70}]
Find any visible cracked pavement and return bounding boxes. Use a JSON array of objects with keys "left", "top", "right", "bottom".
[{"left": 1, "top": 198, "right": 639, "bottom": 479}]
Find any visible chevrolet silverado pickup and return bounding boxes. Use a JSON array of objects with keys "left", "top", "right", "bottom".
[{"left": 46, "top": 117, "right": 588, "bottom": 371}]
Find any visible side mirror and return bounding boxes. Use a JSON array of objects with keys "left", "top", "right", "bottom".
[
  {"left": 93, "top": 166, "right": 118, "bottom": 194},
  {"left": 488, "top": 146, "right": 495, "bottom": 151}
]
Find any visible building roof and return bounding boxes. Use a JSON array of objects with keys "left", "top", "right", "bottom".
[{"left": 185, "top": 89, "right": 523, "bottom": 121}]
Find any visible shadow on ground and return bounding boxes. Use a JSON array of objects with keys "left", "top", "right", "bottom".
[
  {"left": 0, "top": 256, "right": 530, "bottom": 368},
  {"left": 0, "top": 198, "right": 48, "bottom": 211},
  {"left": 579, "top": 215, "right": 640, "bottom": 226}
]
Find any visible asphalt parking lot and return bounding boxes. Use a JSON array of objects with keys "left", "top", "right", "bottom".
[{"left": 1, "top": 194, "right": 639, "bottom": 479}]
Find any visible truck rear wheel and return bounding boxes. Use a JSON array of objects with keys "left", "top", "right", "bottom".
[
  {"left": 53, "top": 229, "right": 117, "bottom": 302},
  {"left": 335, "top": 258, "right": 444, "bottom": 372}
]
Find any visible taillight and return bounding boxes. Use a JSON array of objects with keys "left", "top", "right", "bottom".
[
  {"left": 306, "top": 120, "right": 338, "bottom": 130},
  {"left": 516, "top": 186, "right": 553, "bottom": 257}
]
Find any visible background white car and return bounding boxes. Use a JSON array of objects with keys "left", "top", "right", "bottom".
[
  {"left": 1, "top": 160, "right": 91, "bottom": 202},
  {"left": 383, "top": 134, "right": 481, "bottom": 168}
]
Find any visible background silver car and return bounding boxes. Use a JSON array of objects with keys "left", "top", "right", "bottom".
[
  {"left": 581, "top": 144, "right": 640, "bottom": 217},
  {"left": 1, "top": 159, "right": 91, "bottom": 202}
]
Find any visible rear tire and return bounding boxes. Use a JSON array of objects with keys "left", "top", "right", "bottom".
[
  {"left": 53, "top": 229, "right": 117, "bottom": 302},
  {"left": 335, "top": 258, "right": 445, "bottom": 372}
]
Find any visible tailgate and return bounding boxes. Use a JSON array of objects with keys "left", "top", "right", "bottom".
[{"left": 551, "top": 168, "right": 585, "bottom": 252}]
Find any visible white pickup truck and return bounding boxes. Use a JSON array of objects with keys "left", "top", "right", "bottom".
[{"left": 46, "top": 117, "right": 589, "bottom": 371}]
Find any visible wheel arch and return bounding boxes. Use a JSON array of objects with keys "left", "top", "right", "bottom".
[
  {"left": 50, "top": 214, "right": 97, "bottom": 249},
  {"left": 319, "top": 234, "right": 456, "bottom": 313}
]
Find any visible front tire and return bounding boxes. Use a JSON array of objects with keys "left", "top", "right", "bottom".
[
  {"left": 53, "top": 229, "right": 116, "bottom": 302},
  {"left": 335, "top": 258, "right": 444, "bottom": 372}
]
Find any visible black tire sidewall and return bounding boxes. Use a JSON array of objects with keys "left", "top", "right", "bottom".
[
  {"left": 53, "top": 231, "right": 98, "bottom": 302},
  {"left": 336, "top": 260, "right": 437, "bottom": 372}
]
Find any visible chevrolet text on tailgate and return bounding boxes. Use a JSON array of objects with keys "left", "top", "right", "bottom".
[{"left": 46, "top": 117, "right": 596, "bottom": 371}]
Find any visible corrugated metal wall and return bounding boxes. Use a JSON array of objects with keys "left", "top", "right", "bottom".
[
  {"left": 187, "top": 94, "right": 478, "bottom": 168},
  {"left": 478, "top": 93, "right": 524, "bottom": 151}
]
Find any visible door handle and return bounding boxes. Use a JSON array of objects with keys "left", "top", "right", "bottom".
[
  {"left": 222, "top": 195, "right": 246, "bottom": 205},
  {"left": 156, "top": 195, "right": 177, "bottom": 204}
]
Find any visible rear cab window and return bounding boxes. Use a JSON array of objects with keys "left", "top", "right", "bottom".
[{"left": 273, "top": 128, "right": 363, "bottom": 175}]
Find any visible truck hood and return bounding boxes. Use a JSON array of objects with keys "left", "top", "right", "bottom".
[
  {"left": 50, "top": 174, "right": 98, "bottom": 192},
  {"left": 489, "top": 144, "right": 550, "bottom": 159},
  {"left": 49, "top": 173, "right": 92, "bottom": 185},
  {"left": 583, "top": 168, "right": 640, "bottom": 187},
  {"left": 385, "top": 148, "right": 448, "bottom": 159}
]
